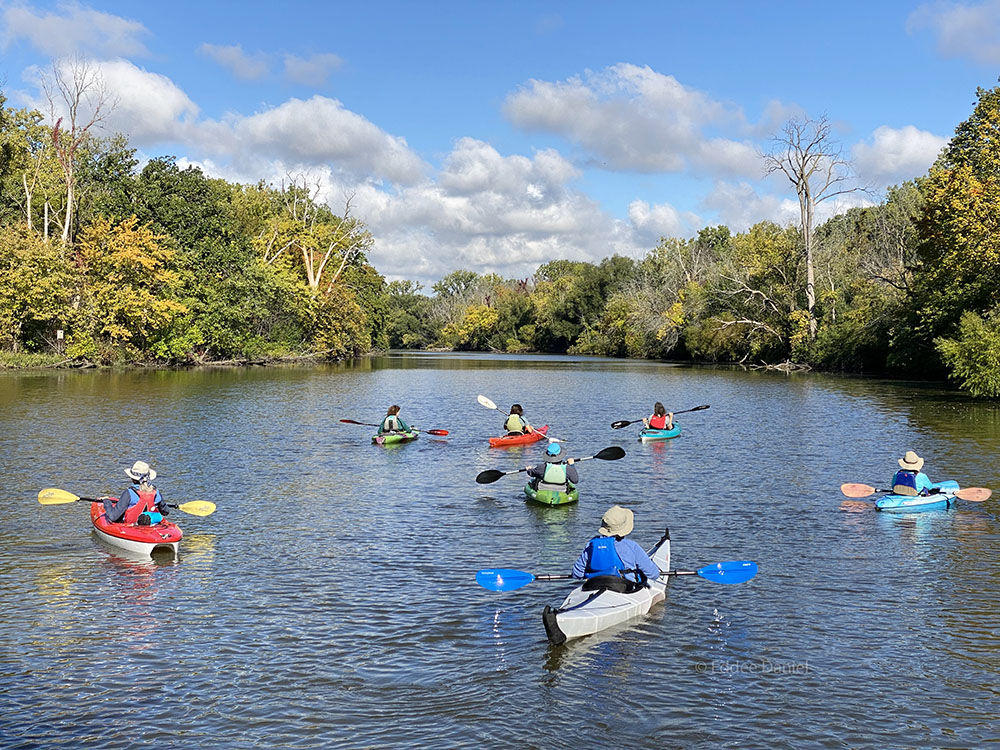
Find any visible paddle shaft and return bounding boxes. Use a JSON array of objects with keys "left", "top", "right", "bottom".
[{"left": 340, "top": 419, "right": 447, "bottom": 435}]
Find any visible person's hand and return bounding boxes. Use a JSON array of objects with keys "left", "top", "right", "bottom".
[
  {"left": 668, "top": 412, "right": 673, "bottom": 419},
  {"left": 525, "top": 466, "right": 531, "bottom": 471},
  {"left": 567, "top": 458, "right": 574, "bottom": 465}
]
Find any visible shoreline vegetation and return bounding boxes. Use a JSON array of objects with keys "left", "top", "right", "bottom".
[{"left": 4, "top": 82, "right": 1000, "bottom": 397}]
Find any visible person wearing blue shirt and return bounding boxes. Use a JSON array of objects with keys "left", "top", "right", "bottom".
[
  {"left": 572, "top": 505, "right": 661, "bottom": 587},
  {"left": 891, "top": 451, "right": 933, "bottom": 496}
]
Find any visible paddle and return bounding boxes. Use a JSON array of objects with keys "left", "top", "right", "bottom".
[
  {"left": 37, "top": 488, "right": 217, "bottom": 516},
  {"left": 477, "top": 395, "right": 564, "bottom": 442},
  {"left": 476, "top": 560, "right": 758, "bottom": 592},
  {"left": 339, "top": 419, "right": 449, "bottom": 436},
  {"left": 611, "top": 404, "right": 710, "bottom": 430},
  {"left": 840, "top": 483, "right": 992, "bottom": 502},
  {"left": 475, "top": 446, "right": 626, "bottom": 484}
]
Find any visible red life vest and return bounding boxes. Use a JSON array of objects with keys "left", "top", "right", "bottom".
[{"left": 649, "top": 414, "right": 668, "bottom": 429}]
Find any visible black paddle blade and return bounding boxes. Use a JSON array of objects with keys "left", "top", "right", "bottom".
[
  {"left": 610, "top": 420, "right": 636, "bottom": 430},
  {"left": 476, "top": 469, "right": 506, "bottom": 484},
  {"left": 594, "top": 446, "right": 626, "bottom": 461}
]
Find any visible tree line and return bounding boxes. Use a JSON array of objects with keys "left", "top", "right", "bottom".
[{"left": 3, "top": 74, "right": 1000, "bottom": 397}]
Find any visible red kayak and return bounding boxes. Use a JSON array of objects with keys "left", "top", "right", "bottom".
[
  {"left": 488, "top": 425, "right": 549, "bottom": 447},
  {"left": 91, "top": 502, "right": 182, "bottom": 557}
]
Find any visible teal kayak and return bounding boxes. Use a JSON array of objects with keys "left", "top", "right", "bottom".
[
  {"left": 372, "top": 430, "right": 418, "bottom": 445},
  {"left": 639, "top": 424, "right": 681, "bottom": 442},
  {"left": 875, "top": 480, "right": 958, "bottom": 513},
  {"left": 524, "top": 482, "right": 579, "bottom": 506}
]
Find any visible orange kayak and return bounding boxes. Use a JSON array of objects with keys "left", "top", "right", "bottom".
[{"left": 488, "top": 425, "right": 549, "bottom": 447}]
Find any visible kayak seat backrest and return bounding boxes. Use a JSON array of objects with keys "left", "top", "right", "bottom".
[
  {"left": 581, "top": 575, "right": 644, "bottom": 594},
  {"left": 537, "top": 481, "right": 568, "bottom": 492},
  {"left": 891, "top": 484, "right": 919, "bottom": 496}
]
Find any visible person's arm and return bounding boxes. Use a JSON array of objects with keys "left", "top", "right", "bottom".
[
  {"left": 566, "top": 462, "right": 579, "bottom": 484},
  {"left": 622, "top": 540, "right": 663, "bottom": 579},
  {"left": 917, "top": 472, "right": 934, "bottom": 493},
  {"left": 526, "top": 464, "right": 543, "bottom": 478},
  {"left": 666, "top": 412, "right": 674, "bottom": 429},
  {"left": 155, "top": 488, "right": 169, "bottom": 516},
  {"left": 571, "top": 547, "right": 590, "bottom": 578}
]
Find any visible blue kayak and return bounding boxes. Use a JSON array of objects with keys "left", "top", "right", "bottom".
[
  {"left": 639, "top": 424, "right": 681, "bottom": 442},
  {"left": 875, "top": 480, "right": 959, "bottom": 513}
]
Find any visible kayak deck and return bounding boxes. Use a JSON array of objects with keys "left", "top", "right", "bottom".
[
  {"left": 524, "top": 481, "right": 579, "bottom": 506},
  {"left": 489, "top": 425, "right": 549, "bottom": 447},
  {"left": 90, "top": 502, "right": 182, "bottom": 557},
  {"left": 875, "top": 480, "right": 959, "bottom": 513},
  {"left": 639, "top": 424, "right": 681, "bottom": 442},
  {"left": 543, "top": 528, "right": 671, "bottom": 644},
  {"left": 373, "top": 430, "right": 419, "bottom": 445}
]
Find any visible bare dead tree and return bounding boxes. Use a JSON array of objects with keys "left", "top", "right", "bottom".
[
  {"left": 762, "top": 116, "right": 859, "bottom": 340},
  {"left": 42, "top": 58, "right": 115, "bottom": 244}
]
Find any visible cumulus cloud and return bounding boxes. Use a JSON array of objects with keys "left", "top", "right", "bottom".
[
  {"left": 909, "top": 0, "right": 1000, "bottom": 64},
  {"left": 190, "top": 95, "right": 427, "bottom": 185},
  {"left": 852, "top": 125, "right": 948, "bottom": 186},
  {"left": 198, "top": 43, "right": 269, "bottom": 80},
  {"left": 283, "top": 52, "right": 343, "bottom": 86},
  {"left": 0, "top": 1, "right": 148, "bottom": 58},
  {"left": 349, "top": 139, "right": 646, "bottom": 282},
  {"left": 627, "top": 199, "right": 696, "bottom": 240},
  {"left": 503, "top": 63, "right": 759, "bottom": 177}
]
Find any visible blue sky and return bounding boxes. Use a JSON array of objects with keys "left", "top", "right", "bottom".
[{"left": 1, "top": 0, "right": 997, "bottom": 285}]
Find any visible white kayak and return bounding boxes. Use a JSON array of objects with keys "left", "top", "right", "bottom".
[{"left": 542, "top": 527, "right": 671, "bottom": 645}]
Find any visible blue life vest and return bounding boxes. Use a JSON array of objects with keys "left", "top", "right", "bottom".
[
  {"left": 584, "top": 536, "right": 625, "bottom": 578},
  {"left": 892, "top": 470, "right": 920, "bottom": 496}
]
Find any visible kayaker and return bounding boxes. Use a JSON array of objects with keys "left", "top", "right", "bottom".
[
  {"left": 504, "top": 404, "right": 534, "bottom": 435},
  {"left": 643, "top": 402, "right": 674, "bottom": 430},
  {"left": 891, "top": 451, "right": 933, "bottom": 496},
  {"left": 571, "top": 505, "right": 662, "bottom": 590},
  {"left": 378, "top": 405, "right": 411, "bottom": 435},
  {"left": 526, "top": 443, "right": 578, "bottom": 491},
  {"left": 103, "top": 461, "right": 170, "bottom": 525}
]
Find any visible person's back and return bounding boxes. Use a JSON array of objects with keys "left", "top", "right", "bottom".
[
  {"left": 104, "top": 461, "right": 168, "bottom": 524},
  {"left": 504, "top": 404, "right": 531, "bottom": 435},
  {"left": 571, "top": 506, "right": 661, "bottom": 590},
  {"left": 528, "top": 444, "right": 577, "bottom": 490},
  {"left": 892, "top": 451, "right": 932, "bottom": 496},
  {"left": 379, "top": 405, "right": 410, "bottom": 434}
]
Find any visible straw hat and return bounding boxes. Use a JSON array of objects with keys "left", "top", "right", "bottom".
[
  {"left": 125, "top": 460, "right": 157, "bottom": 482},
  {"left": 897, "top": 451, "right": 924, "bottom": 472},
  {"left": 598, "top": 505, "right": 634, "bottom": 537}
]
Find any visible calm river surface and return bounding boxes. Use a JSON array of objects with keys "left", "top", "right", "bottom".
[{"left": 1, "top": 353, "right": 999, "bottom": 748}]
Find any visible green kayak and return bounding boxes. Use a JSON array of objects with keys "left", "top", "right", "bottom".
[
  {"left": 524, "top": 482, "right": 579, "bottom": 506},
  {"left": 373, "top": 430, "right": 418, "bottom": 445}
]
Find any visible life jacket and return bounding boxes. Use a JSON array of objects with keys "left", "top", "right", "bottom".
[
  {"left": 584, "top": 536, "right": 626, "bottom": 578},
  {"left": 892, "top": 470, "right": 920, "bottom": 496},
  {"left": 505, "top": 414, "right": 525, "bottom": 434},
  {"left": 381, "top": 415, "right": 401, "bottom": 432},
  {"left": 649, "top": 414, "right": 668, "bottom": 429},
  {"left": 123, "top": 488, "right": 160, "bottom": 524},
  {"left": 538, "top": 461, "right": 567, "bottom": 489}
]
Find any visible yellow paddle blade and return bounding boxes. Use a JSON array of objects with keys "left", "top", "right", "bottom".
[
  {"left": 955, "top": 487, "right": 992, "bottom": 502},
  {"left": 177, "top": 500, "right": 216, "bottom": 516},
  {"left": 37, "top": 488, "right": 82, "bottom": 505},
  {"left": 840, "top": 483, "right": 876, "bottom": 498}
]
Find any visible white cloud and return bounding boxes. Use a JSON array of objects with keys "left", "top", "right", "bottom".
[
  {"left": 701, "top": 181, "right": 800, "bottom": 231},
  {"left": 852, "top": 125, "right": 948, "bottom": 186},
  {"left": 503, "top": 62, "right": 759, "bottom": 177},
  {"left": 283, "top": 52, "right": 342, "bottom": 86},
  {"left": 909, "top": 1, "right": 1000, "bottom": 64},
  {"left": 0, "top": 1, "right": 148, "bottom": 58},
  {"left": 198, "top": 43, "right": 269, "bottom": 80},
  {"left": 627, "top": 199, "right": 694, "bottom": 240},
  {"left": 191, "top": 95, "right": 427, "bottom": 185}
]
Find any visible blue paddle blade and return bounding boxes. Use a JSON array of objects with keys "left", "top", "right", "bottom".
[
  {"left": 696, "top": 561, "right": 758, "bottom": 584},
  {"left": 476, "top": 568, "right": 535, "bottom": 591}
]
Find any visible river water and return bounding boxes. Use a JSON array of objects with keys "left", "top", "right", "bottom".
[{"left": 1, "top": 353, "right": 998, "bottom": 748}]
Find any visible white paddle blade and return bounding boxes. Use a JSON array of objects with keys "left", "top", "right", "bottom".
[{"left": 477, "top": 394, "right": 498, "bottom": 411}]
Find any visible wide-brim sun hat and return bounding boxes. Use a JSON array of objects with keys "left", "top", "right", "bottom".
[
  {"left": 125, "top": 460, "right": 156, "bottom": 481},
  {"left": 598, "top": 505, "right": 634, "bottom": 537},
  {"left": 898, "top": 451, "right": 924, "bottom": 472}
]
